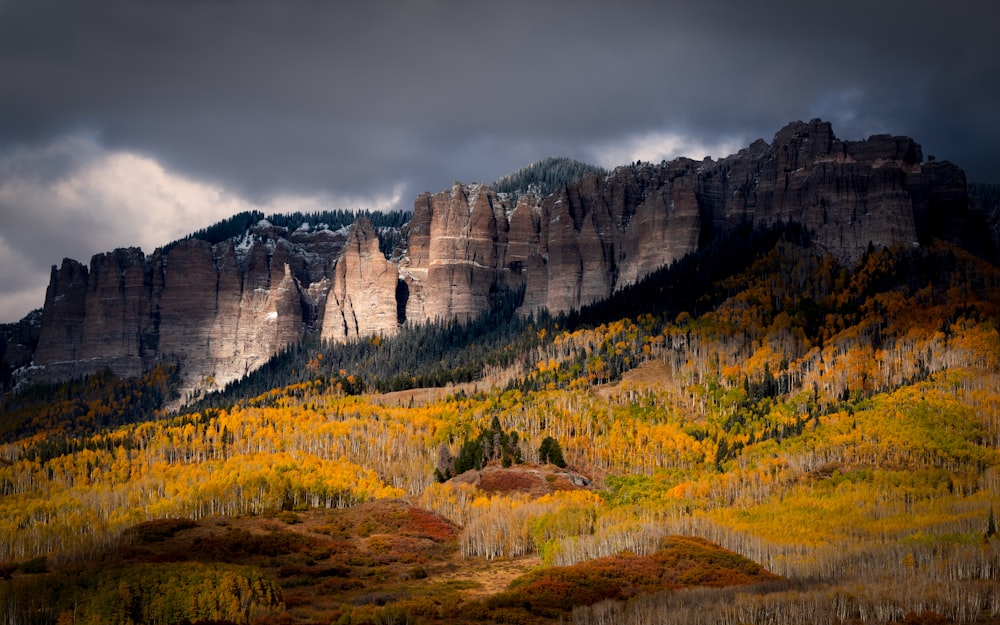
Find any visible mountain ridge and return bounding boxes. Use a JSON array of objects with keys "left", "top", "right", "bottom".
[{"left": 3, "top": 119, "right": 994, "bottom": 400}]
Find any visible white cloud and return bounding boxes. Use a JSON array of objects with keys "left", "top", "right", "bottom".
[
  {"left": 0, "top": 233, "right": 50, "bottom": 322},
  {"left": 588, "top": 130, "right": 745, "bottom": 169},
  {"left": 0, "top": 134, "right": 405, "bottom": 322}
]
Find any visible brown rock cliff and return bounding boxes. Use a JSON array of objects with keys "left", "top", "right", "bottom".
[
  {"left": 21, "top": 120, "right": 980, "bottom": 398},
  {"left": 322, "top": 218, "right": 401, "bottom": 342},
  {"left": 31, "top": 223, "right": 347, "bottom": 399}
]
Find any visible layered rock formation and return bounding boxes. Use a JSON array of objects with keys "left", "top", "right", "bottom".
[
  {"left": 394, "top": 119, "right": 972, "bottom": 318},
  {"left": 17, "top": 120, "right": 985, "bottom": 397},
  {"left": 0, "top": 310, "right": 41, "bottom": 389},
  {"left": 322, "top": 218, "right": 401, "bottom": 341},
  {"left": 31, "top": 221, "right": 347, "bottom": 397},
  {"left": 401, "top": 183, "right": 515, "bottom": 323}
]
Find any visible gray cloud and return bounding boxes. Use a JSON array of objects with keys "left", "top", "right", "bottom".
[{"left": 0, "top": 0, "right": 998, "bottom": 321}]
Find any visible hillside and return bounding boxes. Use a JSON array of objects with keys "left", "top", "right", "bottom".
[
  {"left": 0, "top": 501, "right": 776, "bottom": 625},
  {"left": 1, "top": 223, "right": 998, "bottom": 624}
]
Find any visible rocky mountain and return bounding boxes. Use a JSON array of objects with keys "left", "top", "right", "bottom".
[
  {"left": 28, "top": 221, "right": 345, "bottom": 398},
  {"left": 321, "top": 218, "right": 402, "bottom": 342},
  {"left": 6, "top": 119, "right": 991, "bottom": 398},
  {"left": 0, "top": 310, "right": 41, "bottom": 389}
]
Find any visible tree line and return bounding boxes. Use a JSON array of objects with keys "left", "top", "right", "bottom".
[
  {"left": 491, "top": 156, "right": 607, "bottom": 198},
  {"left": 164, "top": 208, "right": 412, "bottom": 257}
]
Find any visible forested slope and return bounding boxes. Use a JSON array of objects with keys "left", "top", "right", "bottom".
[{"left": 1, "top": 227, "right": 998, "bottom": 625}]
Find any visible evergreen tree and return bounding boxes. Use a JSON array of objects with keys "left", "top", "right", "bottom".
[
  {"left": 491, "top": 157, "right": 606, "bottom": 198},
  {"left": 451, "top": 418, "right": 525, "bottom": 476},
  {"left": 539, "top": 436, "right": 566, "bottom": 468}
]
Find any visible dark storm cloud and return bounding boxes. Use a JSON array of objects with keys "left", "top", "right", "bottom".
[
  {"left": 0, "top": 0, "right": 998, "bottom": 321},
  {"left": 4, "top": 0, "right": 998, "bottom": 185}
]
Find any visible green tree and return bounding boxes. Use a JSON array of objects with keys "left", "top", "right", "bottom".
[{"left": 539, "top": 436, "right": 566, "bottom": 468}]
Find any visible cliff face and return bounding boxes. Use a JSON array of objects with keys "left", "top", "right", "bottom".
[
  {"left": 19, "top": 120, "right": 979, "bottom": 397},
  {"left": 401, "top": 183, "right": 512, "bottom": 323},
  {"left": 321, "top": 218, "right": 400, "bottom": 342},
  {"left": 396, "top": 119, "right": 968, "bottom": 318},
  {"left": 0, "top": 310, "right": 42, "bottom": 389},
  {"left": 697, "top": 120, "right": 928, "bottom": 260},
  {"left": 31, "top": 221, "right": 346, "bottom": 397}
]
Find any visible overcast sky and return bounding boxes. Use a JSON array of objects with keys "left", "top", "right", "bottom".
[{"left": 1, "top": 0, "right": 998, "bottom": 322}]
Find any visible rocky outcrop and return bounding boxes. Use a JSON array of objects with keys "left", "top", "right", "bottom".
[
  {"left": 696, "top": 120, "right": 927, "bottom": 261},
  {"left": 0, "top": 309, "right": 42, "bottom": 389},
  {"left": 19, "top": 120, "right": 980, "bottom": 398},
  {"left": 153, "top": 236, "right": 309, "bottom": 389},
  {"left": 451, "top": 463, "right": 593, "bottom": 496},
  {"left": 401, "top": 183, "right": 512, "bottom": 323},
  {"left": 322, "top": 218, "right": 401, "bottom": 341},
  {"left": 396, "top": 120, "right": 969, "bottom": 318},
  {"left": 31, "top": 221, "right": 349, "bottom": 398}
]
